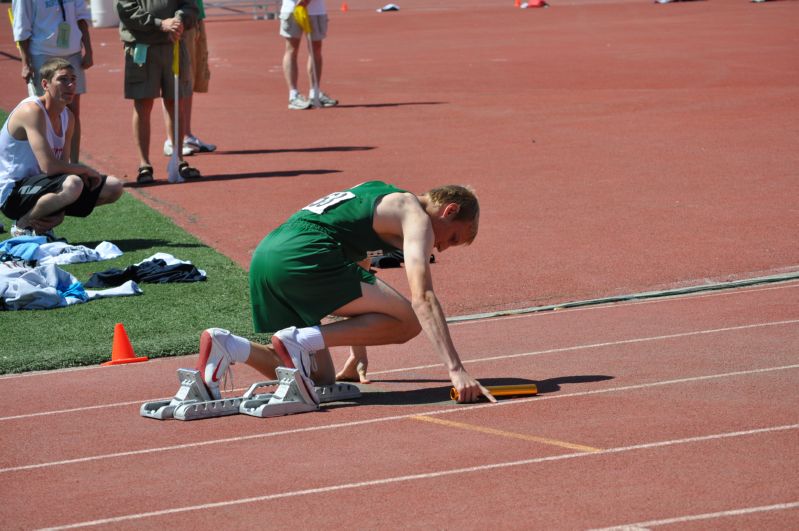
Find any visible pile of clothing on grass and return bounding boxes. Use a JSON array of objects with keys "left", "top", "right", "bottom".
[{"left": 0, "top": 236, "right": 206, "bottom": 310}]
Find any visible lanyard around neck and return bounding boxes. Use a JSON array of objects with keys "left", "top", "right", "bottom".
[{"left": 57, "top": 0, "right": 66, "bottom": 22}]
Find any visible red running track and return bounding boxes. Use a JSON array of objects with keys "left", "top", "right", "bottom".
[
  {"left": 0, "top": 0, "right": 797, "bottom": 527},
  {"left": 1, "top": 0, "right": 797, "bottom": 315},
  {"left": 1, "top": 282, "right": 797, "bottom": 528}
]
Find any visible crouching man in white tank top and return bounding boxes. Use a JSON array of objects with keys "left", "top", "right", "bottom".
[{"left": 0, "top": 57, "right": 122, "bottom": 239}]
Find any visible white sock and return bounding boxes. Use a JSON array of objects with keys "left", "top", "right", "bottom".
[
  {"left": 225, "top": 332, "right": 251, "bottom": 363},
  {"left": 309, "top": 88, "right": 319, "bottom": 98},
  {"left": 289, "top": 89, "right": 299, "bottom": 100},
  {"left": 296, "top": 325, "right": 325, "bottom": 352}
]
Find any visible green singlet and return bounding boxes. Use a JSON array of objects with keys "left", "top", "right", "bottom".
[{"left": 249, "top": 181, "right": 408, "bottom": 333}]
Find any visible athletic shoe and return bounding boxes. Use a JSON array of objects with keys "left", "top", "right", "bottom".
[
  {"left": 163, "top": 139, "right": 194, "bottom": 157},
  {"left": 271, "top": 327, "right": 320, "bottom": 405},
  {"left": 10, "top": 224, "right": 34, "bottom": 237},
  {"left": 184, "top": 134, "right": 216, "bottom": 153},
  {"left": 10, "top": 224, "right": 58, "bottom": 242},
  {"left": 288, "top": 95, "right": 311, "bottom": 110},
  {"left": 196, "top": 328, "right": 236, "bottom": 400},
  {"left": 311, "top": 92, "right": 339, "bottom": 108}
]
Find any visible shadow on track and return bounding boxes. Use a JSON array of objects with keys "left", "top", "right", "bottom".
[
  {"left": 217, "top": 146, "right": 375, "bottom": 156},
  {"left": 124, "top": 169, "right": 341, "bottom": 187},
  {"left": 325, "top": 374, "right": 615, "bottom": 408}
]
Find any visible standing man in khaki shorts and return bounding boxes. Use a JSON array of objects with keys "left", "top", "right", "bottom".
[
  {"left": 279, "top": 0, "right": 338, "bottom": 110},
  {"left": 117, "top": 0, "right": 202, "bottom": 183},
  {"left": 193, "top": 181, "right": 496, "bottom": 405},
  {"left": 163, "top": 0, "right": 216, "bottom": 156}
]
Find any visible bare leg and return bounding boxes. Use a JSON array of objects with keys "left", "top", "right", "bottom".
[
  {"left": 16, "top": 175, "right": 83, "bottom": 231},
  {"left": 132, "top": 98, "right": 154, "bottom": 168},
  {"left": 322, "top": 278, "right": 421, "bottom": 347},
  {"left": 161, "top": 95, "right": 191, "bottom": 143},
  {"left": 308, "top": 39, "right": 323, "bottom": 89},
  {"left": 283, "top": 37, "right": 302, "bottom": 93},
  {"left": 243, "top": 342, "right": 335, "bottom": 386},
  {"left": 96, "top": 176, "right": 125, "bottom": 205},
  {"left": 162, "top": 97, "right": 185, "bottom": 162},
  {"left": 184, "top": 92, "right": 193, "bottom": 137}
]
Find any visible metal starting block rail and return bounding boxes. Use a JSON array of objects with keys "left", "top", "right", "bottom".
[{"left": 141, "top": 367, "right": 361, "bottom": 421}]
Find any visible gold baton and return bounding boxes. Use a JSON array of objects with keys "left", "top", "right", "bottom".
[{"left": 450, "top": 383, "right": 538, "bottom": 401}]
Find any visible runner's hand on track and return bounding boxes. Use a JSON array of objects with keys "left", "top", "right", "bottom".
[{"left": 450, "top": 368, "right": 496, "bottom": 403}]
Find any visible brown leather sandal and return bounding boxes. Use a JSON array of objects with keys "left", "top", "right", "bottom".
[
  {"left": 178, "top": 161, "right": 202, "bottom": 180},
  {"left": 136, "top": 165, "right": 154, "bottom": 184}
]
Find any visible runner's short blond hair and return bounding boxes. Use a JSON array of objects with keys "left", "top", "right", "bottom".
[{"left": 425, "top": 185, "right": 480, "bottom": 243}]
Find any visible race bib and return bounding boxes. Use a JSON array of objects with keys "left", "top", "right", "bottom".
[{"left": 302, "top": 191, "right": 355, "bottom": 215}]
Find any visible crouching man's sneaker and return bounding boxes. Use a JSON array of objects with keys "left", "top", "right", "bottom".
[
  {"left": 271, "top": 327, "right": 320, "bottom": 405},
  {"left": 196, "top": 328, "right": 236, "bottom": 400},
  {"left": 10, "top": 224, "right": 59, "bottom": 242}
]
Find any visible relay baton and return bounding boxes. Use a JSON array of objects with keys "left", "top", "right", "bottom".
[{"left": 450, "top": 383, "right": 538, "bottom": 401}]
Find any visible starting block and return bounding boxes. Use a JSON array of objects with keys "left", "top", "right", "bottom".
[
  {"left": 140, "top": 368, "right": 243, "bottom": 421},
  {"left": 141, "top": 367, "right": 361, "bottom": 421}
]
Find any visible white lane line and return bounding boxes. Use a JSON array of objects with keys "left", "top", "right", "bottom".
[
  {"left": 370, "top": 318, "right": 799, "bottom": 375},
  {"left": 0, "top": 400, "right": 151, "bottom": 422},
  {"left": 3, "top": 363, "right": 798, "bottom": 475},
  {"left": 2, "top": 280, "right": 797, "bottom": 382},
  {"left": 2, "top": 318, "right": 798, "bottom": 422},
  {"left": 38, "top": 424, "right": 799, "bottom": 530},
  {"left": 591, "top": 501, "right": 799, "bottom": 530}
]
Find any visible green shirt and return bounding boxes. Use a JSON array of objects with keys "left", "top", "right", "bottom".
[{"left": 289, "top": 180, "right": 406, "bottom": 263}]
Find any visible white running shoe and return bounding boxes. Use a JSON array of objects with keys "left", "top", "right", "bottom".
[
  {"left": 163, "top": 139, "right": 194, "bottom": 157},
  {"left": 184, "top": 134, "right": 216, "bottom": 153},
  {"left": 311, "top": 91, "right": 338, "bottom": 108},
  {"left": 288, "top": 95, "right": 312, "bottom": 110},
  {"left": 196, "top": 328, "right": 236, "bottom": 400},
  {"left": 271, "top": 327, "right": 320, "bottom": 405}
]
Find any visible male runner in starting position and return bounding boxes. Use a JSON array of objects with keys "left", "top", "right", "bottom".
[{"left": 196, "top": 180, "right": 495, "bottom": 404}]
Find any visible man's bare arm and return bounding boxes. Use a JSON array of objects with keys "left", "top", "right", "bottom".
[
  {"left": 18, "top": 39, "right": 33, "bottom": 83},
  {"left": 15, "top": 104, "right": 101, "bottom": 184},
  {"left": 399, "top": 202, "right": 495, "bottom": 403}
]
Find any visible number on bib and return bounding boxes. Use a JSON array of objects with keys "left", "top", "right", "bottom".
[{"left": 302, "top": 191, "right": 356, "bottom": 214}]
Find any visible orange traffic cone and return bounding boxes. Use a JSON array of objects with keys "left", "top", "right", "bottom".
[
  {"left": 341, "top": 1, "right": 348, "bottom": 12},
  {"left": 102, "top": 323, "right": 149, "bottom": 366}
]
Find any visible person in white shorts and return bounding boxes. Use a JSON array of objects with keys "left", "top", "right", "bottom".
[
  {"left": 12, "top": 0, "right": 94, "bottom": 163},
  {"left": 279, "top": 0, "right": 338, "bottom": 110}
]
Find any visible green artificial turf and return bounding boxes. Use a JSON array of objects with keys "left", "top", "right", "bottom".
[{"left": 0, "top": 113, "right": 265, "bottom": 373}]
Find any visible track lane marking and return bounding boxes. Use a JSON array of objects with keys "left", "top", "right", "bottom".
[
  {"left": 410, "top": 415, "right": 602, "bottom": 452},
  {"left": 2, "top": 318, "right": 798, "bottom": 421},
  {"left": 377, "top": 318, "right": 799, "bottom": 375},
  {"left": 2, "top": 280, "right": 797, "bottom": 382},
  {"left": 2, "top": 363, "right": 797, "bottom": 474},
  {"left": 591, "top": 501, "right": 799, "bottom": 530},
  {"left": 37, "top": 424, "right": 799, "bottom": 530}
]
